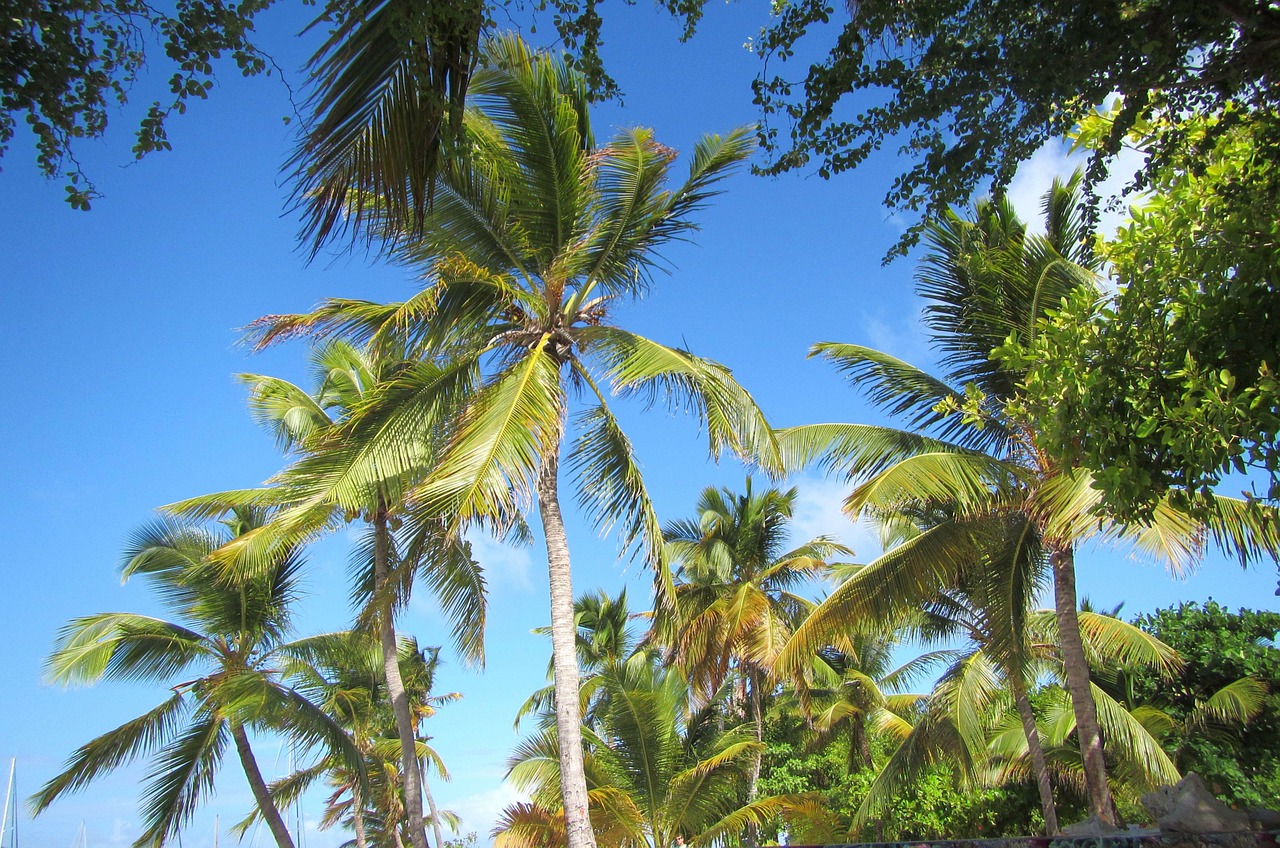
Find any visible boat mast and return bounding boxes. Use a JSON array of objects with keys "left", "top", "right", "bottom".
[{"left": 1, "top": 758, "right": 16, "bottom": 848}]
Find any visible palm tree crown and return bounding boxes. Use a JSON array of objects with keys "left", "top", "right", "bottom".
[
  {"left": 33, "top": 509, "right": 357, "bottom": 848},
  {"left": 777, "top": 176, "right": 1279, "bottom": 826}
]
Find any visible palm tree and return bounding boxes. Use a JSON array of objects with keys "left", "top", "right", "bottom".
[
  {"left": 516, "top": 588, "right": 657, "bottom": 732},
  {"left": 245, "top": 36, "right": 778, "bottom": 848},
  {"left": 777, "top": 175, "right": 1280, "bottom": 826},
  {"left": 269, "top": 632, "right": 463, "bottom": 848},
  {"left": 31, "top": 509, "right": 358, "bottom": 848},
  {"left": 179, "top": 339, "right": 486, "bottom": 848},
  {"left": 496, "top": 659, "right": 795, "bottom": 848},
  {"left": 657, "top": 479, "right": 850, "bottom": 819}
]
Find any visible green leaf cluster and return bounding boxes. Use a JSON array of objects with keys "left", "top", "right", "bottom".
[
  {"left": 1129, "top": 601, "right": 1280, "bottom": 808},
  {"left": 1008, "top": 107, "right": 1280, "bottom": 521}
]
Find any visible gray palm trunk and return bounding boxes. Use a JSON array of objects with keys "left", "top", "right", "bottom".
[
  {"left": 536, "top": 448, "right": 598, "bottom": 848},
  {"left": 1049, "top": 544, "right": 1117, "bottom": 825},
  {"left": 1010, "top": 672, "right": 1059, "bottom": 834},
  {"left": 745, "top": 669, "right": 764, "bottom": 848},
  {"left": 351, "top": 780, "right": 369, "bottom": 848},
  {"left": 423, "top": 769, "right": 446, "bottom": 848},
  {"left": 230, "top": 722, "right": 296, "bottom": 848},
  {"left": 373, "top": 508, "right": 433, "bottom": 848}
]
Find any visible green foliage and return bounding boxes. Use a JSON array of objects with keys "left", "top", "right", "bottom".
[
  {"left": 2, "top": 0, "right": 276, "bottom": 208},
  {"left": 759, "top": 719, "right": 1045, "bottom": 840},
  {"left": 742, "top": 0, "right": 1280, "bottom": 254},
  {"left": 1009, "top": 107, "right": 1280, "bottom": 521},
  {"left": 1130, "top": 601, "right": 1280, "bottom": 808}
]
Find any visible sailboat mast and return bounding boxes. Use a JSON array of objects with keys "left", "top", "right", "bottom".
[{"left": 1, "top": 758, "right": 15, "bottom": 848}]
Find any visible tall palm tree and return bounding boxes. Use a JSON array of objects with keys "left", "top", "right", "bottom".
[
  {"left": 169, "top": 340, "right": 486, "bottom": 848},
  {"left": 245, "top": 36, "right": 779, "bottom": 848},
  {"left": 248, "top": 340, "right": 480, "bottom": 848},
  {"left": 777, "top": 176, "right": 1280, "bottom": 826},
  {"left": 657, "top": 480, "right": 850, "bottom": 818},
  {"left": 31, "top": 509, "right": 358, "bottom": 848}
]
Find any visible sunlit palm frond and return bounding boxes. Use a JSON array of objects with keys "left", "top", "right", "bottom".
[
  {"left": 847, "top": 451, "right": 1018, "bottom": 517},
  {"left": 1188, "top": 676, "right": 1268, "bottom": 731},
  {"left": 580, "top": 326, "right": 782, "bottom": 475},
  {"left": 45, "top": 614, "right": 209, "bottom": 687},
  {"left": 1090, "top": 682, "right": 1180, "bottom": 789},
  {"left": 414, "top": 346, "right": 564, "bottom": 534}
]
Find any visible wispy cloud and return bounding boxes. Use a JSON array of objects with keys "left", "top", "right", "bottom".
[
  {"left": 790, "top": 476, "right": 882, "bottom": 564},
  {"left": 447, "top": 782, "right": 529, "bottom": 844},
  {"left": 858, "top": 311, "right": 928, "bottom": 366},
  {"left": 1006, "top": 140, "right": 1147, "bottom": 238},
  {"left": 464, "top": 532, "right": 534, "bottom": 593}
]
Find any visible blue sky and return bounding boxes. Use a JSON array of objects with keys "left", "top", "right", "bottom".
[{"left": 2, "top": 4, "right": 1277, "bottom": 848}]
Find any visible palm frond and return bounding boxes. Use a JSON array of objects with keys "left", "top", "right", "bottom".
[
  {"left": 45, "top": 614, "right": 209, "bottom": 686},
  {"left": 414, "top": 345, "right": 564, "bottom": 534},
  {"left": 30, "top": 692, "right": 190, "bottom": 813},
  {"left": 579, "top": 326, "right": 782, "bottom": 476}
]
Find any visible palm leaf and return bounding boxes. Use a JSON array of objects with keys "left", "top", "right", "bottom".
[
  {"left": 414, "top": 344, "right": 564, "bottom": 534},
  {"left": 30, "top": 692, "right": 190, "bottom": 813},
  {"left": 579, "top": 326, "right": 782, "bottom": 475}
]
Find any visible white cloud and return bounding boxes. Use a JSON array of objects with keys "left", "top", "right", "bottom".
[
  {"left": 464, "top": 531, "right": 534, "bottom": 593},
  {"left": 858, "top": 311, "right": 928, "bottom": 367},
  {"left": 446, "top": 783, "right": 529, "bottom": 844},
  {"left": 789, "top": 476, "right": 882, "bottom": 565},
  {"left": 1005, "top": 140, "right": 1147, "bottom": 239}
]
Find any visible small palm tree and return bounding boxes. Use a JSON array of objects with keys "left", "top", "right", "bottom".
[
  {"left": 268, "top": 632, "right": 463, "bottom": 848},
  {"left": 246, "top": 36, "right": 778, "bottom": 848},
  {"left": 777, "top": 175, "right": 1279, "bottom": 825},
  {"left": 496, "top": 660, "right": 795, "bottom": 848},
  {"left": 31, "top": 509, "right": 357, "bottom": 848},
  {"left": 657, "top": 479, "right": 850, "bottom": 816}
]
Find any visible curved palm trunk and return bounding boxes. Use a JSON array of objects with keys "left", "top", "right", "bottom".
[
  {"left": 230, "top": 723, "right": 296, "bottom": 848},
  {"left": 373, "top": 508, "right": 433, "bottom": 848},
  {"left": 536, "top": 448, "right": 597, "bottom": 848},
  {"left": 422, "top": 770, "right": 446, "bottom": 848},
  {"left": 1010, "top": 673, "right": 1059, "bottom": 834},
  {"left": 1050, "top": 544, "right": 1116, "bottom": 826}
]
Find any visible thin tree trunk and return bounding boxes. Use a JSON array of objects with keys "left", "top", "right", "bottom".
[
  {"left": 536, "top": 448, "right": 598, "bottom": 848},
  {"left": 1010, "top": 672, "right": 1059, "bottom": 834},
  {"left": 373, "top": 507, "right": 433, "bottom": 848},
  {"left": 230, "top": 723, "right": 296, "bottom": 848},
  {"left": 848, "top": 720, "right": 872, "bottom": 774},
  {"left": 745, "top": 668, "right": 764, "bottom": 848},
  {"left": 1050, "top": 544, "right": 1116, "bottom": 826},
  {"left": 351, "top": 779, "right": 369, "bottom": 848},
  {"left": 422, "top": 770, "right": 447, "bottom": 848}
]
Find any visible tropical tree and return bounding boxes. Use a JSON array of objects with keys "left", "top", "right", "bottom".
[
  {"left": 496, "top": 659, "right": 794, "bottom": 848},
  {"left": 516, "top": 588, "right": 657, "bottom": 732},
  {"left": 776, "top": 176, "right": 1280, "bottom": 826},
  {"left": 258, "top": 341, "right": 481, "bottom": 848},
  {"left": 245, "top": 35, "right": 779, "bottom": 848},
  {"left": 265, "top": 632, "right": 463, "bottom": 848},
  {"left": 168, "top": 339, "right": 486, "bottom": 848},
  {"left": 31, "top": 509, "right": 358, "bottom": 848},
  {"left": 657, "top": 479, "right": 850, "bottom": 816}
]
